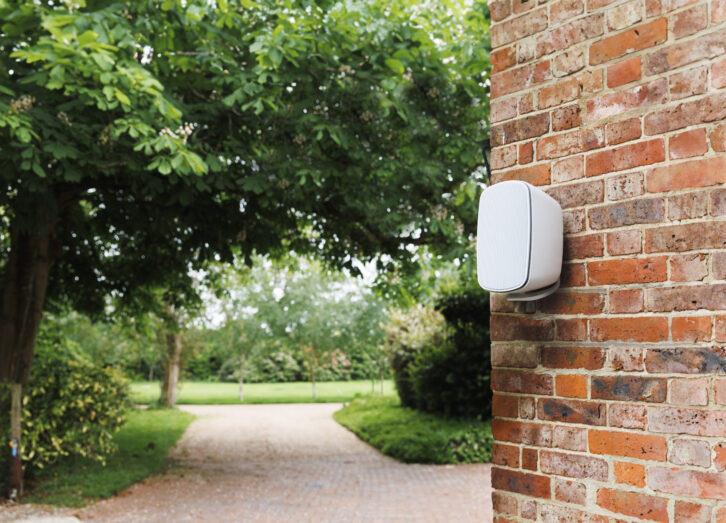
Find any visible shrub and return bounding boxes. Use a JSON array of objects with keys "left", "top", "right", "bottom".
[{"left": 0, "top": 338, "right": 130, "bottom": 475}]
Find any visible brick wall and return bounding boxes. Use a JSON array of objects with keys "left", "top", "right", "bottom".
[{"left": 487, "top": 0, "right": 726, "bottom": 520}]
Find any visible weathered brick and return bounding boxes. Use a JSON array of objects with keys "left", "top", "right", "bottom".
[
  {"left": 521, "top": 500, "right": 537, "bottom": 520},
  {"left": 671, "top": 315, "right": 712, "bottom": 341},
  {"left": 713, "top": 188, "right": 726, "bottom": 216},
  {"left": 647, "top": 467, "right": 726, "bottom": 499},
  {"left": 565, "top": 234, "right": 604, "bottom": 260},
  {"left": 538, "top": 127, "right": 605, "bottom": 160},
  {"left": 609, "top": 346, "right": 644, "bottom": 371},
  {"left": 645, "top": 284, "right": 726, "bottom": 311},
  {"left": 607, "top": 0, "right": 642, "bottom": 30},
  {"left": 492, "top": 46, "right": 517, "bottom": 74},
  {"left": 492, "top": 343, "right": 541, "bottom": 368},
  {"left": 553, "top": 47, "right": 586, "bottom": 77},
  {"left": 553, "top": 425, "right": 587, "bottom": 451},
  {"left": 491, "top": 9, "right": 549, "bottom": 48},
  {"left": 669, "top": 66, "right": 708, "bottom": 100},
  {"left": 551, "top": 0, "right": 585, "bottom": 25},
  {"left": 711, "top": 122, "right": 726, "bottom": 151},
  {"left": 646, "top": 0, "right": 698, "bottom": 16},
  {"left": 491, "top": 468, "right": 551, "bottom": 498},
  {"left": 578, "top": 68, "right": 604, "bottom": 93},
  {"left": 492, "top": 492, "right": 518, "bottom": 517},
  {"left": 540, "top": 291, "right": 605, "bottom": 315},
  {"left": 596, "top": 488, "right": 668, "bottom": 523},
  {"left": 606, "top": 57, "right": 641, "bottom": 88},
  {"left": 491, "top": 145, "right": 517, "bottom": 170},
  {"left": 609, "top": 403, "right": 646, "bottom": 429},
  {"left": 606, "top": 229, "right": 641, "bottom": 255},
  {"left": 491, "top": 98, "right": 518, "bottom": 123},
  {"left": 491, "top": 61, "right": 553, "bottom": 98},
  {"left": 670, "top": 378, "right": 709, "bottom": 406},
  {"left": 518, "top": 142, "right": 533, "bottom": 164},
  {"left": 645, "top": 222, "right": 726, "bottom": 252},
  {"left": 669, "top": 128, "right": 707, "bottom": 159},
  {"left": 493, "top": 394, "right": 519, "bottom": 418},
  {"left": 609, "top": 289, "right": 643, "bottom": 314},
  {"left": 554, "top": 478, "right": 586, "bottom": 505},
  {"left": 520, "top": 397, "right": 536, "bottom": 420},
  {"left": 555, "top": 319, "right": 588, "bottom": 341},
  {"left": 489, "top": 0, "right": 512, "bottom": 21},
  {"left": 716, "top": 442, "right": 726, "bottom": 471},
  {"left": 539, "top": 505, "right": 608, "bottom": 523},
  {"left": 646, "top": 156, "right": 726, "bottom": 192},
  {"left": 667, "top": 192, "right": 708, "bottom": 221},
  {"left": 542, "top": 346, "right": 605, "bottom": 370},
  {"left": 670, "top": 253, "right": 708, "bottom": 282},
  {"left": 614, "top": 461, "right": 645, "bottom": 487},
  {"left": 645, "top": 28, "right": 726, "bottom": 75},
  {"left": 517, "top": 37, "right": 538, "bottom": 65},
  {"left": 540, "top": 450, "right": 608, "bottom": 480},
  {"left": 606, "top": 117, "right": 642, "bottom": 146},
  {"left": 588, "top": 79, "right": 666, "bottom": 122},
  {"left": 715, "top": 253, "right": 726, "bottom": 280},
  {"left": 491, "top": 293, "right": 517, "bottom": 313},
  {"left": 556, "top": 374, "right": 588, "bottom": 398},
  {"left": 670, "top": 438, "right": 711, "bottom": 467},
  {"left": 644, "top": 91, "right": 726, "bottom": 135},
  {"left": 605, "top": 172, "right": 643, "bottom": 201},
  {"left": 491, "top": 315, "right": 555, "bottom": 341},
  {"left": 647, "top": 407, "right": 726, "bottom": 437},
  {"left": 590, "top": 19, "right": 667, "bottom": 66},
  {"left": 551, "top": 104, "right": 582, "bottom": 132},
  {"left": 537, "top": 14, "right": 605, "bottom": 57},
  {"left": 538, "top": 398, "right": 607, "bottom": 425},
  {"left": 674, "top": 501, "right": 711, "bottom": 523},
  {"left": 538, "top": 78, "right": 580, "bottom": 109},
  {"left": 561, "top": 262, "right": 587, "bottom": 287},
  {"left": 589, "top": 429, "right": 667, "bottom": 460},
  {"left": 715, "top": 0, "right": 726, "bottom": 23},
  {"left": 586, "top": 139, "right": 665, "bottom": 176},
  {"left": 588, "top": 256, "right": 667, "bottom": 285},
  {"left": 672, "top": 4, "right": 707, "bottom": 39},
  {"left": 591, "top": 316, "right": 668, "bottom": 342},
  {"left": 592, "top": 376, "right": 667, "bottom": 402},
  {"left": 492, "top": 443, "right": 521, "bottom": 467},
  {"left": 492, "top": 419, "right": 554, "bottom": 446},
  {"left": 552, "top": 155, "right": 584, "bottom": 183},
  {"left": 547, "top": 180, "right": 603, "bottom": 209},
  {"left": 713, "top": 56, "right": 726, "bottom": 88},
  {"left": 492, "top": 369, "right": 554, "bottom": 395},
  {"left": 519, "top": 92, "right": 535, "bottom": 114},
  {"left": 645, "top": 347, "right": 726, "bottom": 374},
  {"left": 563, "top": 209, "right": 586, "bottom": 233},
  {"left": 491, "top": 113, "right": 550, "bottom": 146},
  {"left": 717, "top": 506, "right": 726, "bottom": 523}
]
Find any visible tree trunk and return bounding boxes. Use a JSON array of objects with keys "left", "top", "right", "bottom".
[
  {"left": 160, "top": 331, "right": 182, "bottom": 407},
  {"left": 238, "top": 353, "right": 245, "bottom": 402},
  {"left": 9, "top": 383, "right": 23, "bottom": 499},
  {"left": 311, "top": 362, "right": 317, "bottom": 400}
]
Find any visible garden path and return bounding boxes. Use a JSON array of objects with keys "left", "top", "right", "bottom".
[{"left": 6, "top": 404, "right": 493, "bottom": 522}]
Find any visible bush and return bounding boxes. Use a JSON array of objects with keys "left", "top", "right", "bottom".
[
  {"left": 383, "top": 305, "right": 445, "bottom": 408},
  {"left": 0, "top": 338, "right": 130, "bottom": 476}
]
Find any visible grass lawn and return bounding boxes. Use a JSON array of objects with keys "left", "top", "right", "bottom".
[
  {"left": 23, "top": 408, "right": 195, "bottom": 507},
  {"left": 334, "top": 396, "right": 493, "bottom": 464},
  {"left": 130, "top": 379, "right": 395, "bottom": 404}
]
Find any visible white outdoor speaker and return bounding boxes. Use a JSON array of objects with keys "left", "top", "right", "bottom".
[{"left": 476, "top": 180, "right": 563, "bottom": 301}]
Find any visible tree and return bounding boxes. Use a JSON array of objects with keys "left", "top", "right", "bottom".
[{"left": 0, "top": 0, "right": 489, "bottom": 493}]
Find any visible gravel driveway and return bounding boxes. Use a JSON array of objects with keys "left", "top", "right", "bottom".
[{"left": 5, "top": 404, "right": 493, "bottom": 522}]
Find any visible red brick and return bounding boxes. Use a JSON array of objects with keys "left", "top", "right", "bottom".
[
  {"left": 715, "top": 0, "right": 726, "bottom": 22},
  {"left": 538, "top": 78, "right": 580, "bottom": 109},
  {"left": 614, "top": 461, "right": 646, "bottom": 487},
  {"left": 491, "top": 9, "right": 549, "bottom": 48},
  {"left": 489, "top": 0, "right": 511, "bottom": 21},
  {"left": 646, "top": 28, "right": 726, "bottom": 75},
  {"left": 554, "top": 479, "right": 586, "bottom": 505},
  {"left": 591, "top": 316, "right": 668, "bottom": 342},
  {"left": 536, "top": 14, "right": 605, "bottom": 57},
  {"left": 646, "top": 284, "right": 726, "bottom": 311},
  {"left": 673, "top": 4, "right": 707, "bottom": 39},
  {"left": 551, "top": 104, "right": 582, "bottom": 132},
  {"left": 493, "top": 394, "right": 519, "bottom": 418},
  {"left": 553, "top": 426, "right": 587, "bottom": 451},
  {"left": 644, "top": 91, "right": 726, "bottom": 135},
  {"left": 609, "top": 347, "right": 644, "bottom": 371},
  {"left": 547, "top": 180, "right": 603, "bottom": 209},
  {"left": 541, "top": 346, "right": 606, "bottom": 369},
  {"left": 492, "top": 343, "right": 540, "bottom": 368},
  {"left": 561, "top": 262, "right": 587, "bottom": 287},
  {"left": 591, "top": 197, "right": 666, "bottom": 229},
  {"left": 522, "top": 447, "right": 538, "bottom": 470},
  {"left": 606, "top": 117, "right": 641, "bottom": 145},
  {"left": 586, "top": 139, "right": 664, "bottom": 176},
  {"left": 592, "top": 376, "right": 667, "bottom": 402},
  {"left": 715, "top": 254, "right": 726, "bottom": 280},
  {"left": 588, "top": 256, "right": 667, "bottom": 285},
  {"left": 491, "top": 293, "right": 517, "bottom": 313},
  {"left": 540, "top": 291, "right": 605, "bottom": 315},
  {"left": 669, "top": 129, "right": 707, "bottom": 160},
  {"left": 519, "top": 92, "right": 534, "bottom": 114},
  {"left": 669, "top": 66, "right": 708, "bottom": 101},
  {"left": 493, "top": 164, "right": 552, "bottom": 186},
  {"left": 555, "top": 318, "right": 588, "bottom": 341},
  {"left": 553, "top": 47, "right": 586, "bottom": 77},
  {"left": 538, "top": 127, "right": 605, "bottom": 160},
  {"left": 589, "top": 0, "right": 619, "bottom": 9},
  {"left": 719, "top": 316, "right": 726, "bottom": 342},
  {"left": 518, "top": 142, "right": 533, "bottom": 164},
  {"left": 578, "top": 68, "right": 604, "bottom": 93},
  {"left": 647, "top": 407, "right": 726, "bottom": 437},
  {"left": 606, "top": 229, "right": 641, "bottom": 255},
  {"left": 605, "top": 172, "right": 643, "bottom": 201},
  {"left": 713, "top": 57, "right": 726, "bottom": 88},
  {"left": 645, "top": 347, "right": 726, "bottom": 374},
  {"left": 587, "top": 79, "right": 666, "bottom": 122},
  {"left": 551, "top": 0, "right": 585, "bottom": 25},
  {"left": 491, "top": 468, "right": 551, "bottom": 498},
  {"left": 492, "top": 61, "right": 552, "bottom": 98},
  {"left": 540, "top": 450, "right": 608, "bottom": 480},
  {"left": 492, "top": 369, "right": 553, "bottom": 395},
  {"left": 491, "top": 113, "right": 550, "bottom": 146},
  {"left": 491, "top": 315, "right": 555, "bottom": 341},
  {"left": 670, "top": 438, "right": 711, "bottom": 467},
  {"left": 492, "top": 46, "right": 517, "bottom": 74},
  {"left": 565, "top": 234, "right": 604, "bottom": 260},
  {"left": 711, "top": 122, "right": 726, "bottom": 151},
  {"left": 552, "top": 156, "right": 584, "bottom": 184},
  {"left": 609, "top": 403, "right": 646, "bottom": 429},
  {"left": 674, "top": 501, "right": 711, "bottom": 523},
  {"left": 520, "top": 397, "right": 536, "bottom": 419},
  {"left": 563, "top": 209, "right": 586, "bottom": 234},
  {"left": 715, "top": 442, "right": 726, "bottom": 471},
  {"left": 556, "top": 375, "right": 588, "bottom": 398},
  {"left": 716, "top": 506, "right": 726, "bottom": 523},
  {"left": 671, "top": 315, "right": 711, "bottom": 341},
  {"left": 513, "top": 0, "right": 536, "bottom": 15},
  {"left": 647, "top": 467, "right": 726, "bottom": 499},
  {"left": 670, "top": 253, "right": 708, "bottom": 282},
  {"left": 538, "top": 398, "right": 607, "bottom": 425},
  {"left": 667, "top": 192, "right": 708, "bottom": 221},
  {"left": 492, "top": 419, "right": 553, "bottom": 446},
  {"left": 647, "top": 156, "right": 726, "bottom": 192},
  {"left": 607, "top": 0, "right": 642, "bottom": 30},
  {"left": 492, "top": 443, "right": 521, "bottom": 467},
  {"left": 597, "top": 488, "right": 668, "bottom": 522},
  {"left": 589, "top": 429, "right": 667, "bottom": 460},
  {"left": 715, "top": 188, "right": 726, "bottom": 216},
  {"left": 492, "top": 492, "right": 518, "bottom": 517},
  {"left": 539, "top": 505, "right": 607, "bottom": 523},
  {"left": 590, "top": 19, "right": 667, "bottom": 66},
  {"left": 606, "top": 57, "right": 641, "bottom": 88},
  {"left": 609, "top": 289, "right": 643, "bottom": 314},
  {"left": 491, "top": 98, "right": 518, "bottom": 123},
  {"left": 492, "top": 145, "right": 517, "bottom": 170},
  {"left": 645, "top": 222, "right": 726, "bottom": 253}
]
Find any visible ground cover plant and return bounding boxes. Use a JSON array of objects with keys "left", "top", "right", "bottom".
[
  {"left": 20, "top": 408, "right": 194, "bottom": 507},
  {"left": 131, "top": 380, "right": 396, "bottom": 405},
  {"left": 333, "top": 396, "right": 493, "bottom": 464}
]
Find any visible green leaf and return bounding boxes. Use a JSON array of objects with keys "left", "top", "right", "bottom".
[
  {"left": 384, "top": 58, "right": 405, "bottom": 75},
  {"left": 114, "top": 88, "right": 131, "bottom": 106}
]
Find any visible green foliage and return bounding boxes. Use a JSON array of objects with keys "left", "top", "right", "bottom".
[
  {"left": 21, "top": 408, "right": 195, "bottom": 507},
  {"left": 0, "top": 339, "right": 130, "bottom": 474},
  {"left": 383, "top": 304, "right": 445, "bottom": 407},
  {"left": 333, "top": 396, "right": 492, "bottom": 464},
  {"left": 244, "top": 351, "right": 302, "bottom": 383}
]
